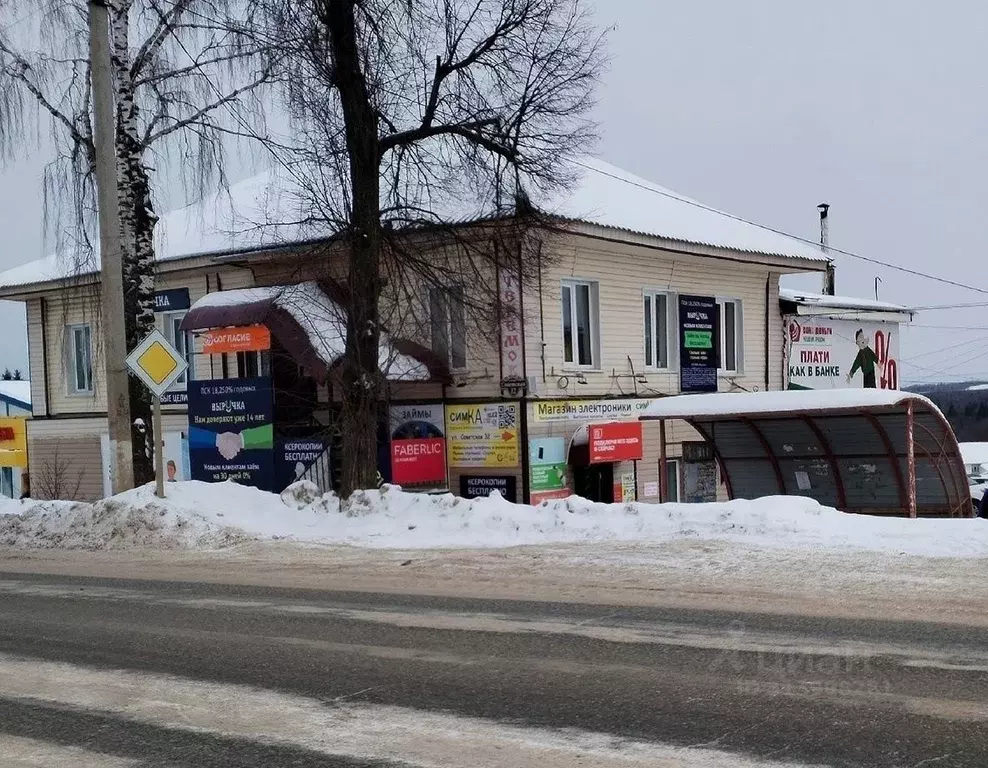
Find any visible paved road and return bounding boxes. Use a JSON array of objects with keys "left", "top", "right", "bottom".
[{"left": 0, "top": 571, "right": 987, "bottom": 767}]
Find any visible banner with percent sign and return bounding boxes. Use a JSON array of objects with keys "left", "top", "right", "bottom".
[{"left": 784, "top": 317, "right": 900, "bottom": 391}]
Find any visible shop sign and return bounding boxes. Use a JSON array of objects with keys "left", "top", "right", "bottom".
[
  {"left": 678, "top": 295, "right": 719, "bottom": 393},
  {"left": 154, "top": 288, "right": 191, "bottom": 312},
  {"left": 532, "top": 398, "right": 654, "bottom": 423},
  {"left": 445, "top": 403, "right": 519, "bottom": 468},
  {"left": 201, "top": 324, "right": 271, "bottom": 354},
  {"left": 499, "top": 267, "right": 524, "bottom": 382},
  {"left": 187, "top": 377, "right": 274, "bottom": 490},
  {"left": 389, "top": 404, "right": 446, "bottom": 485},
  {"left": 459, "top": 475, "right": 517, "bottom": 502},
  {"left": 589, "top": 421, "right": 643, "bottom": 464}
]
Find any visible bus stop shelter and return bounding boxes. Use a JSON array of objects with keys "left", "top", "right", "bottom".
[{"left": 641, "top": 390, "right": 970, "bottom": 518}]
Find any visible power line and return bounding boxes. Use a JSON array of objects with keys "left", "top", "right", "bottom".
[
  {"left": 909, "top": 324, "right": 988, "bottom": 331},
  {"left": 575, "top": 160, "right": 988, "bottom": 298}
]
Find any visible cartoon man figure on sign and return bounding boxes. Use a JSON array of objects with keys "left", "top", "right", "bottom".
[{"left": 846, "top": 329, "right": 883, "bottom": 389}]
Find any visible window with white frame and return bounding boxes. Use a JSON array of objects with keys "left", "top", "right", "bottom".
[
  {"left": 237, "top": 350, "right": 270, "bottom": 379},
  {"left": 429, "top": 286, "right": 467, "bottom": 371},
  {"left": 162, "top": 312, "right": 193, "bottom": 387},
  {"left": 643, "top": 291, "right": 673, "bottom": 369},
  {"left": 67, "top": 323, "right": 93, "bottom": 394},
  {"left": 561, "top": 279, "right": 599, "bottom": 368},
  {"left": 718, "top": 298, "right": 744, "bottom": 374}
]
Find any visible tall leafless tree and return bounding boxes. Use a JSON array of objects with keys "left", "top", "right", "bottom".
[
  {"left": 0, "top": 0, "right": 270, "bottom": 484},
  {"left": 253, "top": 0, "right": 605, "bottom": 495}
]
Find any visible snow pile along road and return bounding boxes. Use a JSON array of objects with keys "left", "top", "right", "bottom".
[{"left": 0, "top": 480, "right": 986, "bottom": 555}]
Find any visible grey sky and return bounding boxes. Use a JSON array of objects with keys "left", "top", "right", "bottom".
[{"left": 1, "top": 0, "right": 986, "bottom": 384}]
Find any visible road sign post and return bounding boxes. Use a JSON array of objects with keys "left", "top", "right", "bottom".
[{"left": 125, "top": 329, "right": 189, "bottom": 499}]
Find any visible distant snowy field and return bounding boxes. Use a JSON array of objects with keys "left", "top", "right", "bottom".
[{"left": 0, "top": 480, "right": 985, "bottom": 557}]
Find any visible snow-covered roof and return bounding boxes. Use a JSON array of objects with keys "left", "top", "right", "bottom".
[
  {"left": 183, "top": 282, "right": 436, "bottom": 382},
  {"left": 0, "top": 380, "right": 31, "bottom": 409},
  {"left": 640, "top": 388, "right": 938, "bottom": 420},
  {"left": 0, "top": 157, "right": 827, "bottom": 293},
  {"left": 542, "top": 158, "right": 828, "bottom": 262},
  {"left": 780, "top": 288, "right": 913, "bottom": 316}
]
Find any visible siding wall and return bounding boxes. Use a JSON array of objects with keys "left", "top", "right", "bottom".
[
  {"left": 19, "top": 229, "right": 817, "bottom": 503},
  {"left": 27, "top": 434, "right": 104, "bottom": 501}
]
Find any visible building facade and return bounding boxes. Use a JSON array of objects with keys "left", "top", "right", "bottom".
[{"left": 0, "top": 159, "right": 828, "bottom": 502}]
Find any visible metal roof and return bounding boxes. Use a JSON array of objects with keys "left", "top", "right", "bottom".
[{"left": 642, "top": 390, "right": 969, "bottom": 518}]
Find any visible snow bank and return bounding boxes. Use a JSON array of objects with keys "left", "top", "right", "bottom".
[{"left": 1, "top": 480, "right": 987, "bottom": 556}]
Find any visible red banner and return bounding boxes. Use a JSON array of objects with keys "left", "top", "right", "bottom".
[
  {"left": 589, "top": 421, "right": 643, "bottom": 464},
  {"left": 530, "top": 488, "right": 571, "bottom": 505},
  {"left": 391, "top": 438, "right": 447, "bottom": 485}
]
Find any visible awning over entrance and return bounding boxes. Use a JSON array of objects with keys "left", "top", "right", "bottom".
[
  {"left": 641, "top": 389, "right": 969, "bottom": 518},
  {"left": 181, "top": 281, "right": 451, "bottom": 384}
]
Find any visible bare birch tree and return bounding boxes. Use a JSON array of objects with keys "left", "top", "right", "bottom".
[
  {"left": 0, "top": 0, "right": 270, "bottom": 484},
  {"left": 252, "top": 0, "right": 605, "bottom": 495}
]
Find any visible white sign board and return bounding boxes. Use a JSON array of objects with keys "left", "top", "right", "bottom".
[
  {"left": 784, "top": 317, "right": 900, "bottom": 391},
  {"left": 125, "top": 329, "right": 188, "bottom": 398}
]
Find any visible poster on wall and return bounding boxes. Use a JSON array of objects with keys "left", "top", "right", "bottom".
[
  {"left": 588, "top": 421, "right": 643, "bottom": 464},
  {"left": 445, "top": 403, "right": 519, "bottom": 468},
  {"left": 529, "top": 437, "right": 569, "bottom": 504},
  {"left": 459, "top": 475, "right": 517, "bottom": 502},
  {"left": 785, "top": 317, "right": 899, "bottom": 390},
  {"left": 389, "top": 404, "right": 446, "bottom": 486},
  {"left": 187, "top": 377, "right": 274, "bottom": 490},
  {"left": 678, "top": 295, "right": 719, "bottom": 393}
]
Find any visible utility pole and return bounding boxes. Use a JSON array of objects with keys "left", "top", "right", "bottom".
[
  {"left": 818, "top": 202, "right": 835, "bottom": 296},
  {"left": 89, "top": 0, "right": 135, "bottom": 493}
]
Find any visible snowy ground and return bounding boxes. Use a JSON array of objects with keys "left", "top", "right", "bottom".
[{"left": 0, "top": 480, "right": 986, "bottom": 557}]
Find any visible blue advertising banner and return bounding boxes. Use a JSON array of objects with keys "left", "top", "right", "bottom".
[
  {"left": 187, "top": 377, "right": 274, "bottom": 490},
  {"left": 154, "top": 288, "right": 191, "bottom": 312},
  {"left": 678, "top": 295, "right": 720, "bottom": 393},
  {"left": 276, "top": 438, "right": 331, "bottom": 493}
]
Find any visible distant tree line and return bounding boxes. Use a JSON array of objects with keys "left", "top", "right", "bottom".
[{"left": 908, "top": 382, "right": 988, "bottom": 442}]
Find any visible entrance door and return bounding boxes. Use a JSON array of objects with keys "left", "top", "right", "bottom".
[{"left": 573, "top": 463, "right": 614, "bottom": 503}]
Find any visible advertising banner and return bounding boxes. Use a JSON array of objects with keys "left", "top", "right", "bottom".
[
  {"left": 0, "top": 417, "right": 27, "bottom": 468},
  {"left": 188, "top": 377, "right": 274, "bottom": 490},
  {"left": 529, "top": 437, "right": 569, "bottom": 504},
  {"left": 445, "top": 403, "right": 520, "bottom": 468},
  {"left": 389, "top": 404, "right": 447, "bottom": 486},
  {"left": 620, "top": 472, "right": 636, "bottom": 503},
  {"left": 459, "top": 475, "right": 518, "bottom": 502},
  {"left": 276, "top": 438, "right": 331, "bottom": 492},
  {"left": 784, "top": 317, "right": 900, "bottom": 390},
  {"left": 201, "top": 325, "right": 271, "bottom": 355},
  {"left": 678, "top": 295, "right": 719, "bottom": 393},
  {"left": 589, "top": 421, "right": 644, "bottom": 464},
  {"left": 532, "top": 398, "right": 654, "bottom": 424}
]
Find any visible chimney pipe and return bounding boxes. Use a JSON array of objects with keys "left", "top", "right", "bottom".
[{"left": 818, "top": 203, "right": 835, "bottom": 296}]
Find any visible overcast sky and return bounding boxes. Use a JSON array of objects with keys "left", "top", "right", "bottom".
[{"left": 1, "top": 0, "right": 986, "bottom": 384}]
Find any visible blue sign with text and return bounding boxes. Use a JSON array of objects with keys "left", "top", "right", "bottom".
[{"left": 187, "top": 377, "right": 274, "bottom": 490}]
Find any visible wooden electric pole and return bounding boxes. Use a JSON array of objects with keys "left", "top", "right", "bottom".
[{"left": 89, "top": 0, "right": 135, "bottom": 493}]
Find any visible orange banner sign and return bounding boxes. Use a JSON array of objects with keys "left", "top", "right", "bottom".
[{"left": 201, "top": 325, "right": 271, "bottom": 355}]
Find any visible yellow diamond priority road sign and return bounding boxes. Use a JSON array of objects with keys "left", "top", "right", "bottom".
[{"left": 125, "top": 329, "right": 188, "bottom": 398}]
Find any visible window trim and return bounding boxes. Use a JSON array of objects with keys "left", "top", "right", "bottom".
[
  {"left": 716, "top": 297, "right": 744, "bottom": 376},
  {"left": 161, "top": 310, "right": 193, "bottom": 389},
  {"left": 643, "top": 289, "right": 676, "bottom": 371},
  {"left": 560, "top": 278, "right": 600, "bottom": 370},
  {"left": 429, "top": 285, "right": 468, "bottom": 373},
  {"left": 66, "top": 323, "right": 94, "bottom": 395}
]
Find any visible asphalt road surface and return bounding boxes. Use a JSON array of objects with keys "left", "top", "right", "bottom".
[{"left": 0, "top": 571, "right": 987, "bottom": 767}]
